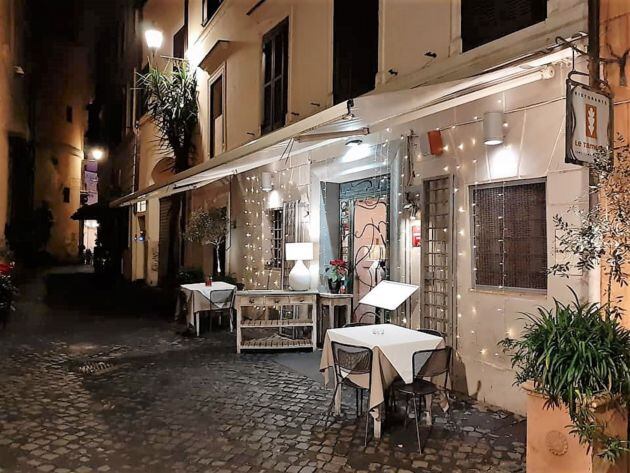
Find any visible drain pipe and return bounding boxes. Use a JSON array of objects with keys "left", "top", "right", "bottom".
[
  {"left": 587, "top": 0, "right": 601, "bottom": 304},
  {"left": 588, "top": 0, "right": 600, "bottom": 87}
]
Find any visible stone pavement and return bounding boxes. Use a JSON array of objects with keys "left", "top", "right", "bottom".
[{"left": 0, "top": 269, "right": 525, "bottom": 472}]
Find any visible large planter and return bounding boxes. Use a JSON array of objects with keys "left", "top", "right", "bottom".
[{"left": 525, "top": 384, "right": 628, "bottom": 473}]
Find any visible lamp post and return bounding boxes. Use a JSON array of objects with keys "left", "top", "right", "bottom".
[{"left": 90, "top": 147, "right": 104, "bottom": 161}]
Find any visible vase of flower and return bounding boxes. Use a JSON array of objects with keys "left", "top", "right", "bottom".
[{"left": 325, "top": 259, "right": 347, "bottom": 294}]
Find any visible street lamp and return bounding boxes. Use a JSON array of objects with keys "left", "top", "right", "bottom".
[
  {"left": 145, "top": 27, "right": 164, "bottom": 53},
  {"left": 90, "top": 147, "right": 104, "bottom": 161}
]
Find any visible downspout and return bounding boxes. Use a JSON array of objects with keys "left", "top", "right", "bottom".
[
  {"left": 588, "top": 0, "right": 600, "bottom": 87},
  {"left": 587, "top": 0, "right": 601, "bottom": 304}
]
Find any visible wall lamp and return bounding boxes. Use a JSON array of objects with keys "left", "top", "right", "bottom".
[
  {"left": 483, "top": 111, "right": 505, "bottom": 145},
  {"left": 261, "top": 172, "right": 273, "bottom": 192}
]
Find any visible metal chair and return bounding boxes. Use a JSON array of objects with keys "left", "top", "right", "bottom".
[
  {"left": 196, "top": 289, "right": 236, "bottom": 335},
  {"left": 417, "top": 328, "right": 444, "bottom": 338},
  {"left": 393, "top": 346, "right": 452, "bottom": 452},
  {"left": 325, "top": 341, "right": 374, "bottom": 446}
]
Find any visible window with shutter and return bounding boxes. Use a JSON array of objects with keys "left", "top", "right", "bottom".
[
  {"left": 471, "top": 180, "right": 547, "bottom": 291},
  {"left": 461, "top": 0, "right": 547, "bottom": 51},
  {"left": 261, "top": 19, "right": 288, "bottom": 135},
  {"left": 201, "top": 0, "right": 224, "bottom": 25},
  {"left": 209, "top": 70, "right": 224, "bottom": 158}
]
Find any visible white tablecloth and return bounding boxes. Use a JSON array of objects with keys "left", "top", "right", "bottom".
[
  {"left": 326, "top": 324, "right": 442, "bottom": 383},
  {"left": 177, "top": 282, "right": 236, "bottom": 327},
  {"left": 320, "top": 324, "right": 443, "bottom": 413}
]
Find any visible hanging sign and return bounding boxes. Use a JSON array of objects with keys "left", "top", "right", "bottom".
[{"left": 565, "top": 73, "right": 613, "bottom": 165}]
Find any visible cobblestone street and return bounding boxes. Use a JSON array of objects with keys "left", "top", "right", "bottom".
[{"left": 0, "top": 270, "right": 525, "bottom": 472}]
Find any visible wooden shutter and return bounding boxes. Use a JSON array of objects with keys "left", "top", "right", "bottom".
[
  {"left": 261, "top": 19, "right": 288, "bottom": 134},
  {"left": 158, "top": 197, "right": 172, "bottom": 284}
]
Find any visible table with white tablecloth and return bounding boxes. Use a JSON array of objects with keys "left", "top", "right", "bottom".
[
  {"left": 320, "top": 324, "right": 443, "bottom": 438},
  {"left": 176, "top": 282, "right": 236, "bottom": 336}
]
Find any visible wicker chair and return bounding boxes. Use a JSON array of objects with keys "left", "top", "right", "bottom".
[
  {"left": 325, "top": 341, "right": 374, "bottom": 446},
  {"left": 393, "top": 346, "right": 452, "bottom": 452}
]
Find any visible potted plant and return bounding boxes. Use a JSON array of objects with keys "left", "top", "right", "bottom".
[
  {"left": 324, "top": 259, "right": 347, "bottom": 294},
  {"left": 184, "top": 207, "right": 229, "bottom": 275},
  {"left": 501, "top": 138, "right": 630, "bottom": 472},
  {"left": 138, "top": 61, "right": 198, "bottom": 281},
  {"left": 500, "top": 292, "right": 630, "bottom": 472}
]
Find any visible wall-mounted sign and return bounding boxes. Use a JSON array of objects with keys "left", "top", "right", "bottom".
[
  {"left": 565, "top": 73, "right": 613, "bottom": 165},
  {"left": 411, "top": 225, "right": 421, "bottom": 247}
]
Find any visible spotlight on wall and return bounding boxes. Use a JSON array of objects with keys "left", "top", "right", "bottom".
[
  {"left": 261, "top": 172, "right": 273, "bottom": 192},
  {"left": 483, "top": 111, "right": 504, "bottom": 145},
  {"left": 145, "top": 27, "right": 164, "bottom": 52}
]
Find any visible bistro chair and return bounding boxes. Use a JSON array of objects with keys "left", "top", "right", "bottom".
[
  {"left": 325, "top": 341, "right": 374, "bottom": 446},
  {"left": 417, "top": 328, "right": 444, "bottom": 338},
  {"left": 196, "top": 289, "right": 236, "bottom": 335},
  {"left": 393, "top": 346, "right": 452, "bottom": 453}
]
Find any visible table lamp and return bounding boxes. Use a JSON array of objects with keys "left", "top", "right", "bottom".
[{"left": 285, "top": 242, "right": 313, "bottom": 291}]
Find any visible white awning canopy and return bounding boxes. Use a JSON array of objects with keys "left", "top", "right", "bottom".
[{"left": 111, "top": 46, "right": 573, "bottom": 207}]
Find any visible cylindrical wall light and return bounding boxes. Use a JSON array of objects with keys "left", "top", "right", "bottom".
[
  {"left": 261, "top": 172, "right": 273, "bottom": 192},
  {"left": 483, "top": 111, "right": 504, "bottom": 145}
]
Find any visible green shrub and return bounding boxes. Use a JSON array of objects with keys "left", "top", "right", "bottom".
[{"left": 176, "top": 267, "right": 205, "bottom": 284}]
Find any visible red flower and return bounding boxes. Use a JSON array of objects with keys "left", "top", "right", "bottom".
[{"left": 329, "top": 259, "right": 347, "bottom": 268}]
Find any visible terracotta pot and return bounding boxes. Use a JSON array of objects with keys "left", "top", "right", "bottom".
[{"left": 524, "top": 382, "right": 628, "bottom": 473}]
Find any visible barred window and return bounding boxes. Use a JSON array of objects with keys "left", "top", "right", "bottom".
[
  {"left": 471, "top": 180, "right": 547, "bottom": 291},
  {"left": 269, "top": 208, "right": 283, "bottom": 269}
]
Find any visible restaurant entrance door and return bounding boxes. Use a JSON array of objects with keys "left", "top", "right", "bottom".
[{"left": 339, "top": 176, "right": 389, "bottom": 323}]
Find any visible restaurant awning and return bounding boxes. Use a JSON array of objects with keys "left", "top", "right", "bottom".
[
  {"left": 71, "top": 202, "right": 112, "bottom": 221},
  {"left": 110, "top": 46, "right": 574, "bottom": 208}
]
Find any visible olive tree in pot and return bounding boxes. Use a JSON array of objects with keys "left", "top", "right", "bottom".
[
  {"left": 183, "top": 207, "right": 229, "bottom": 277},
  {"left": 137, "top": 60, "right": 198, "bottom": 282},
  {"left": 501, "top": 141, "right": 630, "bottom": 472}
]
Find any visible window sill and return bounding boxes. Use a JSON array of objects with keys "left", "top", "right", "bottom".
[{"left": 469, "top": 287, "right": 547, "bottom": 299}]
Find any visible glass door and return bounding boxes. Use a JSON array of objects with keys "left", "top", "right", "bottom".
[{"left": 338, "top": 175, "right": 390, "bottom": 323}]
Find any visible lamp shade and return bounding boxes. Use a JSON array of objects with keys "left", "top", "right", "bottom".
[
  {"left": 285, "top": 242, "right": 313, "bottom": 261},
  {"left": 483, "top": 111, "right": 504, "bottom": 145},
  {"left": 261, "top": 172, "right": 273, "bottom": 192}
]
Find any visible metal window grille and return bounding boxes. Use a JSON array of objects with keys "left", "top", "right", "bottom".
[
  {"left": 422, "top": 177, "right": 453, "bottom": 340},
  {"left": 269, "top": 208, "right": 283, "bottom": 269},
  {"left": 472, "top": 180, "right": 547, "bottom": 290}
]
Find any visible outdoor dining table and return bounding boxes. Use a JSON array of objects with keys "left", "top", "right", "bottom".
[
  {"left": 177, "top": 282, "right": 236, "bottom": 336},
  {"left": 320, "top": 323, "right": 443, "bottom": 439}
]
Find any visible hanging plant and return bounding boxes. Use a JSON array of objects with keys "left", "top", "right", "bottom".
[
  {"left": 549, "top": 137, "right": 630, "bottom": 303},
  {"left": 184, "top": 207, "right": 229, "bottom": 274}
]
